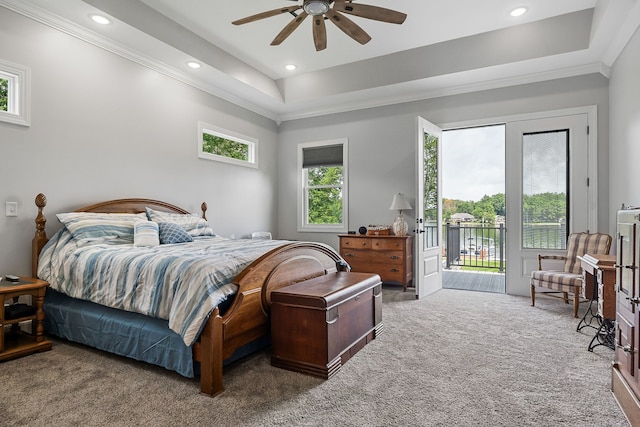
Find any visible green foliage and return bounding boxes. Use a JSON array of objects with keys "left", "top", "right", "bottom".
[
  {"left": 202, "top": 133, "right": 248, "bottom": 161},
  {"left": 523, "top": 192, "right": 566, "bottom": 223},
  {"left": 307, "top": 166, "right": 343, "bottom": 225},
  {"left": 423, "top": 133, "right": 438, "bottom": 221},
  {"left": 0, "top": 79, "right": 7, "bottom": 111}
]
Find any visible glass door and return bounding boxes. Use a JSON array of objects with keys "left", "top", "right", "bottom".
[{"left": 416, "top": 117, "right": 443, "bottom": 298}]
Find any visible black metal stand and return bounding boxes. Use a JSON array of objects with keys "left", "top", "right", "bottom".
[
  {"left": 576, "top": 297, "right": 601, "bottom": 332},
  {"left": 588, "top": 318, "right": 616, "bottom": 351},
  {"left": 577, "top": 273, "right": 600, "bottom": 332}
]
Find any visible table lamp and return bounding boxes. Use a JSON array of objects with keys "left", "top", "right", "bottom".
[{"left": 389, "top": 193, "right": 412, "bottom": 236}]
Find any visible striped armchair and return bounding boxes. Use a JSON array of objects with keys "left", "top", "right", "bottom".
[{"left": 530, "top": 232, "right": 612, "bottom": 317}]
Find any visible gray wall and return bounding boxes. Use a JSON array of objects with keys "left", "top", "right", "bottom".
[
  {"left": 277, "top": 74, "right": 611, "bottom": 251},
  {"left": 0, "top": 9, "right": 279, "bottom": 276},
  {"left": 609, "top": 26, "right": 640, "bottom": 235}
]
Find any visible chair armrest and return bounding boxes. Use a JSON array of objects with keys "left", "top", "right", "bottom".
[{"left": 538, "top": 254, "right": 567, "bottom": 270}]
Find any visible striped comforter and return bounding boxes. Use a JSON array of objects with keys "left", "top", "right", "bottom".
[{"left": 38, "top": 229, "right": 288, "bottom": 346}]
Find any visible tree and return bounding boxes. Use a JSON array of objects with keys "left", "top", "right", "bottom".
[
  {"left": 423, "top": 133, "right": 438, "bottom": 220},
  {"left": 202, "top": 133, "right": 248, "bottom": 161},
  {"left": 307, "top": 166, "right": 343, "bottom": 224},
  {"left": 0, "top": 78, "right": 8, "bottom": 111}
]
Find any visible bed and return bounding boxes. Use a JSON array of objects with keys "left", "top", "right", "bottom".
[{"left": 31, "top": 193, "right": 346, "bottom": 396}]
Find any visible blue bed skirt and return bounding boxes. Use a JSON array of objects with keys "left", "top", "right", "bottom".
[{"left": 44, "top": 289, "right": 268, "bottom": 378}]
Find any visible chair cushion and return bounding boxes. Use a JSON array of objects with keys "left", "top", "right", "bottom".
[
  {"left": 531, "top": 270, "right": 582, "bottom": 293},
  {"left": 564, "top": 233, "right": 612, "bottom": 274}
]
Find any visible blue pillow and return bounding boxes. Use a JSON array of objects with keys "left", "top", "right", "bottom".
[{"left": 158, "top": 222, "right": 193, "bottom": 244}]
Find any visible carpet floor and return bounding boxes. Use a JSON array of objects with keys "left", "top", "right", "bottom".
[{"left": 0, "top": 288, "right": 630, "bottom": 426}]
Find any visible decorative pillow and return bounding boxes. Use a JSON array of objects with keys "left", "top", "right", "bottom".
[
  {"left": 158, "top": 222, "right": 194, "bottom": 244},
  {"left": 145, "top": 207, "right": 215, "bottom": 237},
  {"left": 133, "top": 221, "right": 160, "bottom": 247},
  {"left": 57, "top": 212, "right": 147, "bottom": 245}
]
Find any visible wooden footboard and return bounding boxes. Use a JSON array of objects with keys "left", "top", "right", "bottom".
[{"left": 31, "top": 193, "right": 344, "bottom": 397}]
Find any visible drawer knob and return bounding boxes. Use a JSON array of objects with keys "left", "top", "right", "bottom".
[
  {"left": 390, "top": 268, "right": 399, "bottom": 273},
  {"left": 344, "top": 253, "right": 355, "bottom": 257},
  {"left": 390, "top": 255, "right": 400, "bottom": 259}
]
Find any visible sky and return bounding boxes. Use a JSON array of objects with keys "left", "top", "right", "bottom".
[{"left": 441, "top": 125, "right": 506, "bottom": 202}]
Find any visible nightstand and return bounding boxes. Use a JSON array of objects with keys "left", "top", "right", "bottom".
[{"left": 0, "top": 277, "right": 52, "bottom": 361}]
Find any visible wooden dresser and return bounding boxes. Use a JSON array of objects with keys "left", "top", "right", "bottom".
[{"left": 339, "top": 234, "right": 413, "bottom": 291}]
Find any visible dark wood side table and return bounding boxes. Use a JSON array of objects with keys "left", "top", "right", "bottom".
[
  {"left": 0, "top": 277, "right": 52, "bottom": 361},
  {"left": 577, "top": 254, "right": 616, "bottom": 351}
]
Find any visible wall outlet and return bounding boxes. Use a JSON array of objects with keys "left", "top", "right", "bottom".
[{"left": 5, "top": 201, "right": 18, "bottom": 217}]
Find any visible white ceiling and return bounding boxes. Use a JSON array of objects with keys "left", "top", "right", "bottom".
[{"left": 2, "top": 0, "right": 640, "bottom": 122}]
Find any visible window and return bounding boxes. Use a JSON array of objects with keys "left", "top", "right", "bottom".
[
  {"left": 0, "top": 59, "right": 30, "bottom": 126},
  {"left": 197, "top": 121, "right": 257, "bottom": 168},
  {"left": 298, "top": 139, "right": 348, "bottom": 233},
  {"left": 522, "top": 129, "right": 568, "bottom": 249}
]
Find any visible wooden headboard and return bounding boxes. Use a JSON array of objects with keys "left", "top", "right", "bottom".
[{"left": 31, "top": 193, "right": 207, "bottom": 277}]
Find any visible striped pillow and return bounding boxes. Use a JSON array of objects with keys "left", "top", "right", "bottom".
[
  {"left": 133, "top": 221, "right": 160, "bottom": 247},
  {"left": 57, "top": 212, "right": 147, "bottom": 246},
  {"left": 145, "top": 208, "right": 215, "bottom": 237}
]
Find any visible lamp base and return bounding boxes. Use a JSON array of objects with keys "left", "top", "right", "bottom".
[{"left": 392, "top": 214, "right": 408, "bottom": 236}]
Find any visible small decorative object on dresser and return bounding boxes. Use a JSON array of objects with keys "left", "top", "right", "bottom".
[
  {"left": 389, "top": 193, "right": 412, "bottom": 236},
  {"left": 0, "top": 276, "right": 52, "bottom": 361},
  {"left": 339, "top": 234, "right": 413, "bottom": 291}
]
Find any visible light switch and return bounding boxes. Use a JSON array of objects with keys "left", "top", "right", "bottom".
[{"left": 6, "top": 201, "right": 18, "bottom": 217}]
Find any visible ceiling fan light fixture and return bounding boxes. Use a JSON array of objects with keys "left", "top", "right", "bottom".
[{"left": 303, "top": 0, "right": 330, "bottom": 16}]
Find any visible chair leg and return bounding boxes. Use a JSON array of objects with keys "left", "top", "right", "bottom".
[
  {"left": 562, "top": 292, "right": 569, "bottom": 304},
  {"left": 573, "top": 287, "right": 580, "bottom": 318},
  {"left": 531, "top": 284, "right": 535, "bottom": 307}
]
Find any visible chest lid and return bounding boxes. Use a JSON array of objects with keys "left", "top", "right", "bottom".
[{"left": 271, "top": 272, "right": 381, "bottom": 309}]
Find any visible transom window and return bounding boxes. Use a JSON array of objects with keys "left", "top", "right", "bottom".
[
  {"left": 0, "top": 59, "right": 30, "bottom": 126},
  {"left": 197, "top": 121, "right": 257, "bottom": 168},
  {"left": 298, "top": 139, "right": 348, "bottom": 233}
]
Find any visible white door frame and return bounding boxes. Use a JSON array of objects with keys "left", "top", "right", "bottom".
[{"left": 438, "top": 106, "right": 598, "bottom": 296}]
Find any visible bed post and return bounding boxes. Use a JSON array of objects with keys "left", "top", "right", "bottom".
[
  {"left": 32, "top": 193, "right": 48, "bottom": 278},
  {"left": 198, "top": 308, "right": 224, "bottom": 396},
  {"left": 201, "top": 202, "right": 207, "bottom": 220}
]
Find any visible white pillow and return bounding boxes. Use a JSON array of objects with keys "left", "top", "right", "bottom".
[
  {"left": 145, "top": 207, "right": 215, "bottom": 237},
  {"left": 57, "top": 212, "right": 147, "bottom": 245}
]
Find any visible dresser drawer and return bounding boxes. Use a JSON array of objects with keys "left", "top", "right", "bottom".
[
  {"left": 370, "top": 239, "right": 405, "bottom": 251},
  {"left": 369, "top": 251, "right": 404, "bottom": 265},
  {"left": 340, "top": 237, "right": 371, "bottom": 250}
]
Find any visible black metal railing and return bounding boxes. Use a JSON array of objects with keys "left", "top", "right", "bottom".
[{"left": 445, "top": 223, "right": 505, "bottom": 272}]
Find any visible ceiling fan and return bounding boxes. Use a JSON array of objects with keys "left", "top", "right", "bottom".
[{"left": 232, "top": 0, "right": 407, "bottom": 51}]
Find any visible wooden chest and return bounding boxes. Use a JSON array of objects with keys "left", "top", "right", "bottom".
[
  {"left": 270, "top": 272, "right": 383, "bottom": 379},
  {"left": 339, "top": 235, "right": 413, "bottom": 291}
]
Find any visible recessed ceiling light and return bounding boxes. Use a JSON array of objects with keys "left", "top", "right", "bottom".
[
  {"left": 89, "top": 14, "right": 111, "bottom": 25},
  {"left": 510, "top": 7, "right": 528, "bottom": 17},
  {"left": 187, "top": 61, "right": 201, "bottom": 69},
  {"left": 284, "top": 64, "right": 297, "bottom": 71}
]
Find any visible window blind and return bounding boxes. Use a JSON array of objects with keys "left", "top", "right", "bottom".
[{"left": 302, "top": 144, "right": 343, "bottom": 168}]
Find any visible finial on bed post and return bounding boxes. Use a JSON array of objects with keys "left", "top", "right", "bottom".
[
  {"left": 201, "top": 202, "right": 208, "bottom": 220},
  {"left": 32, "top": 193, "right": 48, "bottom": 278}
]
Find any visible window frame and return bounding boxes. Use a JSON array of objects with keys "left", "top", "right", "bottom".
[
  {"left": 297, "top": 138, "right": 349, "bottom": 233},
  {"left": 197, "top": 121, "right": 258, "bottom": 169},
  {"left": 0, "top": 59, "right": 30, "bottom": 127}
]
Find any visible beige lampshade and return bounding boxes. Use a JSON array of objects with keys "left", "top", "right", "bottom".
[{"left": 389, "top": 193, "right": 412, "bottom": 212}]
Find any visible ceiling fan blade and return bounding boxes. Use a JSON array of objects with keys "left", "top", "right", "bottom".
[
  {"left": 312, "top": 16, "right": 327, "bottom": 51},
  {"left": 326, "top": 9, "right": 371, "bottom": 45},
  {"left": 232, "top": 6, "right": 301, "bottom": 25},
  {"left": 333, "top": 2, "right": 407, "bottom": 24},
  {"left": 271, "top": 12, "right": 309, "bottom": 46}
]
